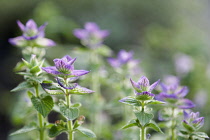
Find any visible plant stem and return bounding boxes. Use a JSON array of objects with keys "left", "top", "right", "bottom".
[
  {"left": 140, "top": 127, "right": 146, "bottom": 140},
  {"left": 171, "top": 107, "right": 176, "bottom": 140},
  {"left": 141, "top": 101, "right": 145, "bottom": 112},
  {"left": 35, "top": 85, "right": 44, "bottom": 140},
  {"left": 65, "top": 90, "right": 74, "bottom": 140}
]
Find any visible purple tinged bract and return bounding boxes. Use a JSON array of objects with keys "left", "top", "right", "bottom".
[
  {"left": 183, "top": 111, "right": 204, "bottom": 129},
  {"left": 9, "top": 19, "right": 56, "bottom": 47},
  {"left": 108, "top": 50, "right": 138, "bottom": 68},
  {"left": 73, "top": 22, "right": 109, "bottom": 49},
  {"left": 42, "top": 55, "right": 89, "bottom": 78},
  {"left": 130, "top": 76, "right": 160, "bottom": 100},
  {"left": 156, "top": 76, "right": 195, "bottom": 109}
]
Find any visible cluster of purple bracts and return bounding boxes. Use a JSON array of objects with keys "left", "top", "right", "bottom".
[
  {"left": 156, "top": 76, "right": 195, "bottom": 109},
  {"left": 9, "top": 19, "right": 56, "bottom": 47},
  {"left": 74, "top": 22, "right": 109, "bottom": 49}
]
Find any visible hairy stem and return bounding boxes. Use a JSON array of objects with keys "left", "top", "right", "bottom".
[
  {"left": 171, "top": 107, "right": 176, "bottom": 140},
  {"left": 140, "top": 127, "right": 146, "bottom": 140},
  {"left": 66, "top": 94, "right": 74, "bottom": 140},
  {"left": 35, "top": 85, "right": 44, "bottom": 140}
]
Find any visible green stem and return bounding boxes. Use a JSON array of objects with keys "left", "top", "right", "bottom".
[
  {"left": 171, "top": 107, "right": 176, "bottom": 140},
  {"left": 64, "top": 80, "right": 74, "bottom": 140},
  {"left": 140, "top": 127, "right": 146, "bottom": 140},
  {"left": 141, "top": 101, "right": 145, "bottom": 112},
  {"left": 35, "top": 85, "right": 44, "bottom": 140}
]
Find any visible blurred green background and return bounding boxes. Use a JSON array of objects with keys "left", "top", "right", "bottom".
[{"left": 1, "top": 0, "right": 210, "bottom": 139}]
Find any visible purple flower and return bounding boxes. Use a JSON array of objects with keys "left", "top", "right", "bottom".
[
  {"left": 130, "top": 76, "right": 160, "bottom": 100},
  {"left": 130, "top": 76, "right": 160, "bottom": 93},
  {"left": 108, "top": 50, "right": 137, "bottom": 68},
  {"left": 9, "top": 19, "right": 56, "bottom": 47},
  {"left": 156, "top": 76, "right": 195, "bottom": 109},
  {"left": 42, "top": 55, "right": 89, "bottom": 78},
  {"left": 73, "top": 22, "right": 109, "bottom": 49},
  {"left": 183, "top": 111, "right": 204, "bottom": 130}
]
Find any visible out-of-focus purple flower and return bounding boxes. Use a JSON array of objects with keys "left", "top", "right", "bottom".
[
  {"left": 9, "top": 19, "right": 56, "bottom": 47},
  {"left": 73, "top": 22, "right": 109, "bottom": 49},
  {"left": 42, "top": 55, "right": 89, "bottom": 78},
  {"left": 194, "top": 90, "right": 207, "bottom": 108},
  {"left": 183, "top": 111, "right": 204, "bottom": 130},
  {"left": 156, "top": 75, "right": 195, "bottom": 109},
  {"left": 174, "top": 53, "right": 194, "bottom": 76},
  {"left": 130, "top": 76, "right": 160, "bottom": 100},
  {"left": 108, "top": 50, "right": 136, "bottom": 68}
]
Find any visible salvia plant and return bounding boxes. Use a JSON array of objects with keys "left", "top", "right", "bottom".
[
  {"left": 8, "top": 19, "right": 209, "bottom": 140},
  {"left": 119, "top": 76, "right": 164, "bottom": 140}
]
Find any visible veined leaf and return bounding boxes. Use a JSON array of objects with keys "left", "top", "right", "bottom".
[
  {"left": 10, "top": 126, "right": 38, "bottom": 136},
  {"left": 135, "top": 111, "right": 153, "bottom": 126},
  {"left": 11, "top": 81, "right": 33, "bottom": 92},
  {"left": 192, "top": 132, "right": 209, "bottom": 139},
  {"left": 145, "top": 121, "right": 163, "bottom": 133},
  {"left": 119, "top": 96, "right": 141, "bottom": 106},
  {"left": 59, "top": 103, "right": 79, "bottom": 120},
  {"left": 146, "top": 100, "right": 165, "bottom": 105},
  {"left": 76, "top": 127, "right": 96, "bottom": 138},
  {"left": 69, "top": 86, "right": 94, "bottom": 95},
  {"left": 122, "top": 119, "right": 139, "bottom": 129},
  {"left": 41, "top": 82, "right": 64, "bottom": 95},
  {"left": 48, "top": 125, "right": 67, "bottom": 138},
  {"left": 31, "top": 95, "right": 54, "bottom": 117}
]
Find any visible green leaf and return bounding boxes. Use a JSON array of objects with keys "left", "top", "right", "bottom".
[
  {"left": 76, "top": 127, "right": 96, "bottom": 138},
  {"left": 145, "top": 121, "right": 163, "bottom": 133},
  {"left": 146, "top": 100, "right": 165, "bottom": 105},
  {"left": 59, "top": 103, "right": 79, "bottom": 120},
  {"left": 179, "top": 130, "right": 189, "bottom": 135},
  {"left": 134, "top": 111, "right": 153, "bottom": 126},
  {"left": 73, "top": 120, "right": 81, "bottom": 129},
  {"left": 69, "top": 86, "right": 94, "bottom": 95},
  {"left": 14, "top": 61, "right": 26, "bottom": 71},
  {"left": 30, "top": 65, "right": 40, "bottom": 73},
  {"left": 10, "top": 126, "right": 38, "bottom": 136},
  {"left": 122, "top": 119, "right": 139, "bottom": 129},
  {"left": 182, "top": 121, "right": 194, "bottom": 132},
  {"left": 193, "top": 132, "right": 209, "bottom": 139},
  {"left": 41, "top": 82, "right": 65, "bottom": 95},
  {"left": 31, "top": 95, "right": 54, "bottom": 117},
  {"left": 119, "top": 96, "right": 141, "bottom": 106},
  {"left": 71, "top": 103, "right": 82, "bottom": 108},
  {"left": 11, "top": 81, "right": 33, "bottom": 92},
  {"left": 48, "top": 125, "right": 67, "bottom": 138}
]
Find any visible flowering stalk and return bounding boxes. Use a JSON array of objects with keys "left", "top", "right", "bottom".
[
  {"left": 41, "top": 55, "right": 96, "bottom": 139},
  {"left": 119, "top": 76, "right": 163, "bottom": 140},
  {"left": 156, "top": 76, "right": 195, "bottom": 140},
  {"left": 74, "top": 22, "right": 110, "bottom": 136},
  {"left": 9, "top": 19, "right": 56, "bottom": 140}
]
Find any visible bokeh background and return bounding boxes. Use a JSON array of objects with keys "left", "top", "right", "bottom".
[{"left": 1, "top": 0, "right": 210, "bottom": 140}]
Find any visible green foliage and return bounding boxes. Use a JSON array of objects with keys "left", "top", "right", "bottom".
[
  {"left": 120, "top": 96, "right": 141, "bottom": 106},
  {"left": 122, "top": 119, "right": 139, "bottom": 129},
  {"left": 75, "top": 127, "right": 96, "bottom": 138},
  {"left": 41, "top": 81, "right": 65, "bottom": 95},
  {"left": 31, "top": 95, "right": 54, "bottom": 117},
  {"left": 192, "top": 132, "right": 209, "bottom": 139},
  {"left": 182, "top": 121, "right": 195, "bottom": 132},
  {"left": 10, "top": 126, "right": 38, "bottom": 136},
  {"left": 145, "top": 121, "right": 163, "bottom": 133},
  {"left": 134, "top": 111, "right": 153, "bottom": 126},
  {"left": 69, "top": 86, "right": 93, "bottom": 95},
  {"left": 146, "top": 100, "right": 165, "bottom": 105},
  {"left": 48, "top": 124, "right": 67, "bottom": 138},
  {"left": 59, "top": 103, "right": 79, "bottom": 120},
  {"left": 11, "top": 81, "right": 33, "bottom": 92}
]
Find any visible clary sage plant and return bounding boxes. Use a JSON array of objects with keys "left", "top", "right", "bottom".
[{"left": 9, "top": 19, "right": 209, "bottom": 140}]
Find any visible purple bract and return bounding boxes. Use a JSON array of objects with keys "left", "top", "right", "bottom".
[
  {"left": 73, "top": 22, "right": 109, "bottom": 49},
  {"left": 42, "top": 55, "right": 89, "bottom": 78},
  {"left": 130, "top": 76, "right": 160, "bottom": 100},
  {"left": 156, "top": 75, "right": 195, "bottom": 109},
  {"left": 9, "top": 19, "right": 56, "bottom": 47},
  {"left": 183, "top": 111, "right": 204, "bottom": 129}
]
